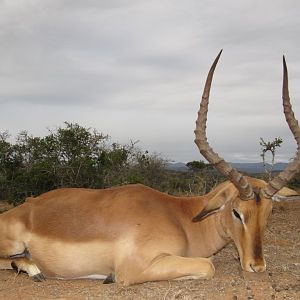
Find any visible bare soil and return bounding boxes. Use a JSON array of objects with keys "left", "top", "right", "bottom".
[{"left": 0, "top": 200, "right": 299, "bottom": 300}]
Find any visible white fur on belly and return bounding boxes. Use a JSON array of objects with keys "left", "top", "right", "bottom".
[
  {"left": 55, "top": 274, "right": 108, "bottom": 280},
  {"left": 77, "top": 274, "right": 108, "bottom": 280}
]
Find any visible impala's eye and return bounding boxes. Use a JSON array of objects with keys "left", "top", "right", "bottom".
[{"left": 232, "top": 209, "right": 242, "bottom": 222}]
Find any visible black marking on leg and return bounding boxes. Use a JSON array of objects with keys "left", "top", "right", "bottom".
[
  {"left": 32, "top": 273, "right": 46, "bottom": 282},
  {"left": 103, "top": 273, "right": 115, "bottom": 284},
  {"left": 11, "top": 261, "right": 19, "bottom": 273},
  {"left": 24, "top": 248, "right": 31, "bottom": 259},
  {"left": 9, "top": 248, "right": 31, "bottom": 259}
]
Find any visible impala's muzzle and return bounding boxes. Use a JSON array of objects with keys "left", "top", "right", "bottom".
[
  {"left": 240, "top": 247, "right": 266, "bottom": 273},
  {"left": 243, "top": 257, "right": 266, "bottom": 273},
  {"left": 237, "top": 229, "right": 267, "bottom": 273}
]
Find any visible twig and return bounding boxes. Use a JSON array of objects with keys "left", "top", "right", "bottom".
[{"left": 163, "top": 281, "right": 172, "bottom": 300}]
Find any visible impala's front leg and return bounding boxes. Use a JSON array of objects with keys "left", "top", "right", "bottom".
[
  {"left": 0, "top": 257, "right": 45, "bottom": 282},
  {"left": 0, "top": 240, "right": 44, "bottom": 282},
  {"left": 11, "top": 258, "right": 45, "bottom": 282},
  {"left": 116, "top": 254, "right": 215, "bottom": 285}
]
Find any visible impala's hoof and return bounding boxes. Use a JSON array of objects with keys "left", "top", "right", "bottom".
[
  {"left": 103, "top": 273, "right": 115, "bottom": 284},
  {"left": 32, "top": 273, "right": 46, "bottom": 282},
  {"left": 11, "top": 261, "right": 19, "bottom": 273}
]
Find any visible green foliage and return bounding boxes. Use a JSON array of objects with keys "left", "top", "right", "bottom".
[
  {"left": 184, "top": 160, "right": 221, "bottom": 195},
  {"left": 186, "top": 160, "right": 211, "bottom": 172},
  {"left": 0, "top": 123, "right": 171, "bottom": 204}
]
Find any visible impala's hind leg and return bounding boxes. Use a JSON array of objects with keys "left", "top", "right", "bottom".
[
  {"left": 116, "top": 254, "right": 215, "bottom": 285},
  {"left": 0, "top": 257, "right": 45, "bottom": 281},
  {"left": 0, "top": 258, "right": 13, "bottom": 270}
]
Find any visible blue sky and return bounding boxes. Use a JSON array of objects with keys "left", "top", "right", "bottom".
[{"left": 1, "top": 0, "right": 299, "bottom": 163}]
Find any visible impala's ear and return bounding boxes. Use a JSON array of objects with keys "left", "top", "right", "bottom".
[
  {"left": 271, "top": 187, "right": 299, "bottom": 201},
  {"left": 192, "top": 205, "right": 224, "bottom": 222},
  {"left": 192, "top": 182, "right": 238, "bottom": 222}
]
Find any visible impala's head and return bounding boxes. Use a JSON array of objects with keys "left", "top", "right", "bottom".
[
  {"left": 193, "top": 51, "right": 300, "bottom": 272},
  {"left": 224, "top": 181, "right": 272, "bottom": 272}
]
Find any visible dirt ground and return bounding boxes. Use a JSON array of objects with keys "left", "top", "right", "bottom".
[{"left": 0, "top": 199, "right": 299, "bottom": 300}]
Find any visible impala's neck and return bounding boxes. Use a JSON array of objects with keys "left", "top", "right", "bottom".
[
  {"left": 188, "top": 214, "right": 230, "bottom": 257},
  {"left": 182, "top": 198, "right": 231, "bottom": 258}
]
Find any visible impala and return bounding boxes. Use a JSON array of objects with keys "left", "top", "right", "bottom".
[{"left": 0, "top": 51, "right": 299, "bottom": 285}]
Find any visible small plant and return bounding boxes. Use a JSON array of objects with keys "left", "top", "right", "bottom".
[{"left": 260, "top": 137, "right": 283, "bottom": 180}]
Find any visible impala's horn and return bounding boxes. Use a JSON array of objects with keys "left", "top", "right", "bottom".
[
  {"left": 261, "top": 56, "right": 300, "bottom": 199},
  {"left": 194, "top": 50, "right": 254, "bottom": 200}
]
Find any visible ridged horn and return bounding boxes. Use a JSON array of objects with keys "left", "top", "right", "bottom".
[
  {"left": 194, "top": 50, "right": 254, "bottom": 200},
  {"left": 261, "top": 56, "right": 300, "bottom": 198}
]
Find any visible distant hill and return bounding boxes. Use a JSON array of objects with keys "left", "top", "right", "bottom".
[
  {"left": 167, "top": 162, "right": 288, "bottom": 174},
  {"left": 167, "top": 162, "right": 189, "bottom": 172},
  {"left": 231, "top": 162, "right": 288, "bottom": 174}
]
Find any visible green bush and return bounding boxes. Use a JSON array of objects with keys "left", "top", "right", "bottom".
[{"left": 0, "top": 123, "right": 171, "bottom": 204}]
